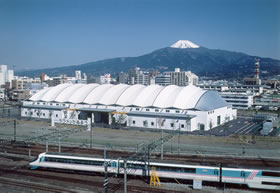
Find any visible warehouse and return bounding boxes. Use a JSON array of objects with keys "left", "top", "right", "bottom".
[{"left": 21, "top": 83, "right": 236, "bottom": 131}]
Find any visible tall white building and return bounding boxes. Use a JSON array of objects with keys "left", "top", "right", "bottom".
[
  {"left": 0, "top": 64, "right": 14, "bottom": 87},
  {"left": 128, "top": 67, "right": 150, "bottom": 85},
  {"left": 155, "top": 74, "right": 171, "bottom": 86},
  {"left": 75, "top": 71, "right": 82, "bottom": 81},
  {"left": 166, "top": 68, "right": 198, "bottom": 86}
]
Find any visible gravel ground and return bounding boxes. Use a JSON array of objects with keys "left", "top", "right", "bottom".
[{"left": 1, "top": 117, "right": 280, "bottom": 159}]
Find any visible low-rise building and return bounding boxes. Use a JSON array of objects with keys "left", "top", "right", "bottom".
[
  {"left": 21, "top": 84, "right": 236, "bottom": 131},
  {"left": 220, "top": 92, "right": 254, "bottom": 109},
  {"left": 10, "top": 89, "right": 31, "bottom": 101}
]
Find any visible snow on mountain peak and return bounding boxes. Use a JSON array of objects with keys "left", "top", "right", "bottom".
[{"left": 170, "top": 40, "right": 200, "bottom": 49}]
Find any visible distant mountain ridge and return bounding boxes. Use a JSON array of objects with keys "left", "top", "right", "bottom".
[{"left": 16, "top": 40, "right": 280, "bottom": 79}]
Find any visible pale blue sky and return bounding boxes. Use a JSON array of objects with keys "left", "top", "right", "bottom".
[{"left": 0, "top": 0, "right": 279, "bottom": 70}]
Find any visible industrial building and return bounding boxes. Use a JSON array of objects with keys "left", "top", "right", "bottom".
[{"left": 21, "top": 83, "right": 236, "bottom": 131}]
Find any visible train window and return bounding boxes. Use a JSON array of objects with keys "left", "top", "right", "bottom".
[
  {"left": 183, "top": 168, "right": 196, "bottom": 173},
  {"left": 262, "top": 171, "right": 280, "bottom": 177},
  {"left": 214, "top": 170, "right": 218, "bottom": 175},
  {"left": 262, "top": 181, "right": 280, "bottom": 186},
  {"left": 156, "top": 166, "right": 195, "bottom": 173},
  {"left": 127, "top": 163, "right": 144, "bottom": 170},
  {"left": 44, "top": 157, "right": 104, "bottom": 166}
]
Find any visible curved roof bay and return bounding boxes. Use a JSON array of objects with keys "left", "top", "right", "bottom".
[{"left": 30, "top": 83, "right": 229, "bottom": 110}]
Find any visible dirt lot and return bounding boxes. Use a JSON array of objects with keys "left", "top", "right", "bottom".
[{"left": 1, "top": 117, "right": 280, "bottom": 158}]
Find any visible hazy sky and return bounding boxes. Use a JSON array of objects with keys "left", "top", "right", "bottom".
[{"left": 0, "top": 0, "right": 279, "bottom": 70}]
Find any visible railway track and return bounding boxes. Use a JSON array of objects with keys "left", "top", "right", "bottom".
[
  {"left": 0, "top": 177, "right": 77, "bottom": 193},
  {"left": 0, "top": 166, "right": 185, "bottom": 193},
  {"left": 1, "top": 141, "right": 280, "bottom": 169},
  {"left": 0, "top": 152, "right": 277, "bottom": 193}
]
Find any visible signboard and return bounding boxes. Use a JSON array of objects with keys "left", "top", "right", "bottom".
[{"left": 193, "top": 179, "right": 202, "bottom": 189}]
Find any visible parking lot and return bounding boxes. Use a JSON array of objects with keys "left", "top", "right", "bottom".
[{"left": 204, "top": 118, "right": 263, "bottom": 136}]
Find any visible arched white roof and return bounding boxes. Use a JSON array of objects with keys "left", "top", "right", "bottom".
[
  {"left": 30, "top": 87, "right": 52, "bottom": 101},
  {"left": 29, "top": 83, "right": 229, "bottom": 110},
  {"left": 116, "top": 84, "right": 146, "bottom": 106},
  {"left": 40, "top": 84, "right": 72, "bottom": 102},
  {"left": 55, "top": 84, "right": 84, "bottom": 103},
  {"left": 153, "top": 85, "right": 182, "bottom": 108},
  {"left": 83, "top": 84, "right": 114, "bottom": 104},
  {"left": 68, "top": 84, "right": 99, "bottom": 103},
  {"left": 195, "top": 90, "right": 228, "bottom": 111},
  {"left": 133, "top": 84, "right": 164, "bottom": 107},
  {"left": 99, "top": 84, "right": 130, "bottom": 105},
  {"left": 173, "top": 85, "right": 206, "bottom": 109}
]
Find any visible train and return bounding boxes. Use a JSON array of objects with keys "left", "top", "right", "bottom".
[{"left": 29, "top": 152, "right": 280, "bottom": 190}]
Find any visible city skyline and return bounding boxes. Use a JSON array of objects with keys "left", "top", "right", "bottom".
[{"left": 0, "top": 0, "right": 279, "bottom": 70}]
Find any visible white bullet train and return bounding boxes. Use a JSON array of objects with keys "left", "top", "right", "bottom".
[{"left": 30, "top": 152, "right": 280, "bottom": 191}]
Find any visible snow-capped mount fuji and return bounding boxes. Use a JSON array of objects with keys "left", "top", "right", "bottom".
[
  {"left": 17, "top": 40, "right": 280, "bottom": 79},
  {"left": 170, "top": 40, "right": 200, "bottom": 48}
]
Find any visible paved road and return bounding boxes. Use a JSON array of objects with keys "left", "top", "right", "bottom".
[{"left": 204, "top": 118, "right": 263, "bottom": 136}]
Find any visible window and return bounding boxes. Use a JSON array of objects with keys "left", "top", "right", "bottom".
[
  {"left": 146, "top": 109, "right": 150, "bottom": 111},
  {"left": 133, "top": 120, "right": 135, "bottom": 124},
  {"left": 151, "top": 122, "right": 154, "bottom": 126},
  {"left": 155, "top": 109, "right": 159, "bottom": 112},
  {"left": 143, "top": 120, "right": 148, "bottom": 127},
  {"left": 156, "top": 166, "right": 196, "bottom": 173},
  {"left": 175, "top": 110, "right": 180, "bottom": 113},
  {"left": 56, "top": 114, "right": 58, "bottom": 117},
  {"left": 262, "top": 171, "right": 280, "bottom": 177},
  {"left": 43, "top": 113, "right": 45, "bottom": 116},
  {"left": 136, "top": 108, "right": 140, "bottom": 111},
  {"left": 181, "top": 124, "right": 184, "bottom": 128},
  {"left": 166, "top": 110, "right": 170, "bottom": 113},
  {"left": 217, "top": 116, "right": 221, "bottom": 125},
  {"left": 200, "top": 124, "right": 205, "bottom": 131},
  {"left": 170, "top": 123, "right": 174, "bottom": 127},
  {"left": 262, "top": 182, "right": 280, "bottom": 185}
]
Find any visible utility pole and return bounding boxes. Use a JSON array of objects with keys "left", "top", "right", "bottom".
[
  {"left": 58, "top": 134, "right": 61, "bottom": 153},
  {"left": 104, "top": 162, "right": 108, "bottom": 193},
  {"left": 161, "top": 129, "right": 163, "bottom": 160},
  {"left": 88, "top": 118, "right": 93, "bottom": 148},
  {"left": 124, "top": 160, "right": 127, "bottom": 193},
  {"left": 148, "top": 144, "right": 150, "bottom": 177},
  {"left": 90, "top": 121, "right": 93, "bottom": 149},
  {"left": 178, "top": 126, "right": 181, "bottom": 155},
  {"left": 46, "top": 136, "right": 48, "bottom": 152},
  {"left": 13, "top": 120, "right": 16, "bottom": 141},
  {"left": 45, "top": 128, "right": 48, "bottom": 152}
]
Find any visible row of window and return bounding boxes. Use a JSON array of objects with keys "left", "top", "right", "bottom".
[
  {"left": 33, "top": 102, "right": 67, "bottom": 107},
  {"left": 132, "top": 120, "right": 185, "bottom": 128},
  {"left": 226, "top": 100, "right": 250, "bottom": 104},
  {"left": 24, "top": 111, "right": 59, "bottom": 117},
  {"left": 44, "top": 157, "right": 104, "bottom": 166},
  {"left": 222, "top": 96, "right": 250, "bottom": 99},
  {"left": 135, "top": 108, "right": 181, "bottom": 113}
]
